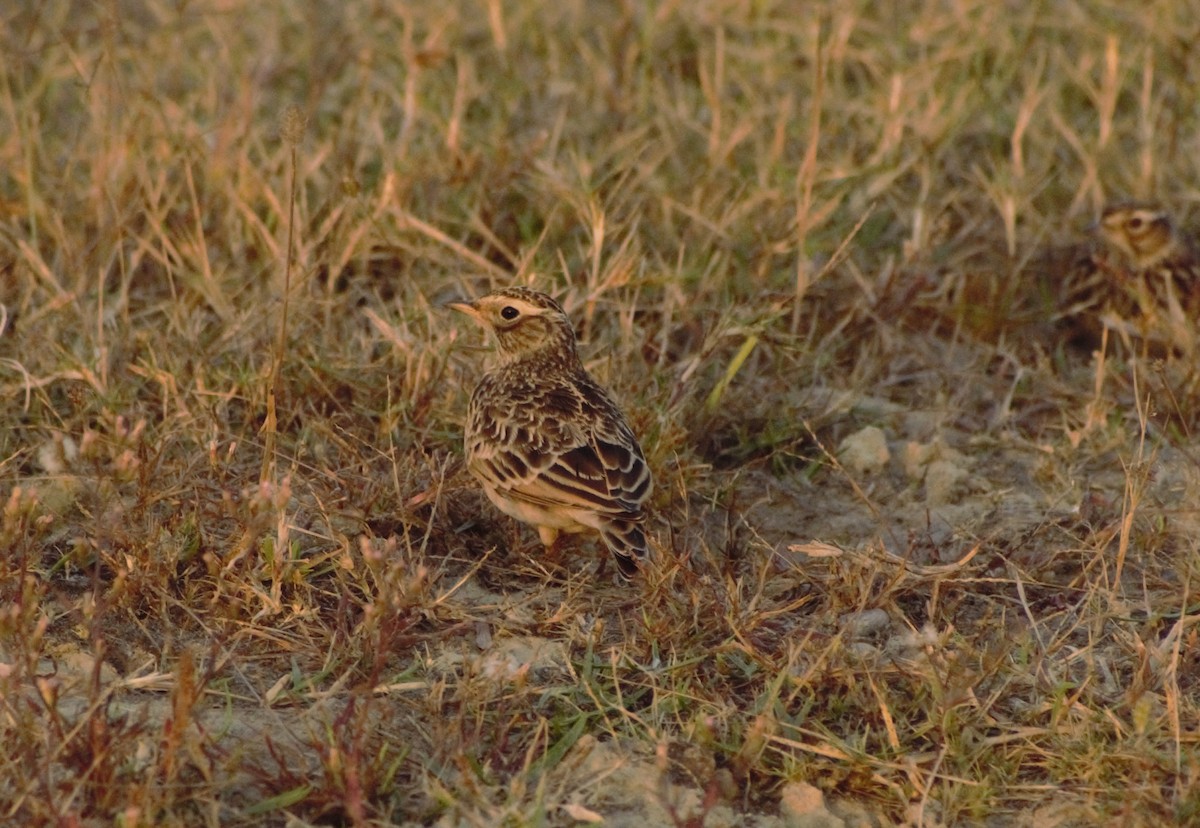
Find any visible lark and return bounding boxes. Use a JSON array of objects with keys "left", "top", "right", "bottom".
[
  {"left": 1058, "top": 201, "right": 1200, "bottom": 355},
  {"left": 449, "top": 286, "right": 652, "bottom": 577}
]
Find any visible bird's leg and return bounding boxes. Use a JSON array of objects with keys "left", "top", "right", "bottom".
[
  {"left": 595, "top": 550, "right": 609, "bottom": 580},
  {"left": 537, "top": 526, "right": 565, "bottom": 566}
]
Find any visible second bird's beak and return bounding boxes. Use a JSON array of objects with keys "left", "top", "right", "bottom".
[{"left": 447, "top": 299, "right": 482, "bottom": 324}]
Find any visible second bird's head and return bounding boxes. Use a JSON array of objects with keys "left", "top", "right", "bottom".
[
  {"left": 449, "top": 286, "right": 578, "bottom": 364},
  {"left": 1096, "top": 202, "right": 1178, "bottom": 270}
]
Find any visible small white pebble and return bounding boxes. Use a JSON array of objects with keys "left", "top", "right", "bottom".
[
  {"left": 838, "top": 608, "right": 891, "bottom": 638},
  {"left": 837, "top": 426, "right": 889, "bottom": 475}
]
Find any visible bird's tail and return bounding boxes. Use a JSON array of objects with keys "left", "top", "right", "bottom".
[{"left": 600, "top": 519, "right": 649, "bottom": 579}]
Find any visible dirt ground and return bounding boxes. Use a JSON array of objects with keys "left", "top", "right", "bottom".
[{"left": 4, "top": 1, "right": 1200, "bottom": 825}]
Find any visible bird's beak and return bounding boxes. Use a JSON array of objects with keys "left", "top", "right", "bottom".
[{"left": 446, "top": 299, "right": 482, "bottom": 323}]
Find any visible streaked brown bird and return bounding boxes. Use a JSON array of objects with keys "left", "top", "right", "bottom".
[
  {"left": 449, "top": 286, "right": 652, "bottom": 577},
  {"left": 1058, "top": 201, "right": 1200, "bottom": 355}
]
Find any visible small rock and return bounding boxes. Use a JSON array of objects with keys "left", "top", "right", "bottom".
[
  {"left": 901, "top": 440, "right": 935, "bottom": 479},
  {"left": 479, "top": 636, "right": 566, "bottom": 683},
  {"left": 59, "top": 650, "right": 119, "bottom": 687},
  {"left": 885, "top": 624, "right": 942, "bottom": 656},
  {"left": 837, "top": 427, "right": 889, "bottom": 476},
  {"left": 838, "top": 608, "right": 891, "bottom": 638},
  {"left": 37, "top": 435, "right": 79, "bottom": 474},
  {"left": 901, "top": 410, "right": 941, "bottom": 441},
  {"left": 827, "top": 797, "right": 879, "bottom": 828},
  {"left": 902, "top": 438, "right": 967, "bottom": 482},
  {"left": 561, "top": 801, "right": 604, "bottom": 823},
  {"left": 843, "top": 642, "right": 880, "bottom": 660},
  {"left": 701, "top": 803, "right": 745, "bottom": 827},
  {"left": 779, "top": 782, "right": 845, "bottom": 828},
  {"left": 924, "top": 459, "right": 966, "bottom": 505}
]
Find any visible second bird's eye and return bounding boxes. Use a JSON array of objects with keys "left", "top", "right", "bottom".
[{"left": 500, "top": 306, "right": 520, "bottom": 320}]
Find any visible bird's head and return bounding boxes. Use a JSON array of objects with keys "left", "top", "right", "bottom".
[
  {"left": 449, "top": 286, "right": 578, "bottom": 364},
  {"left": 1097, "top": 202, "right": 1178, "bottom": 270}
]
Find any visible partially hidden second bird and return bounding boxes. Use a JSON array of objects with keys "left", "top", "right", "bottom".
[
  {"left": 449, "top": 286, "right": 652, "bottom": 577},
  {"left": 1059, "top": 201, "right": 1200, "bottom": 355}
]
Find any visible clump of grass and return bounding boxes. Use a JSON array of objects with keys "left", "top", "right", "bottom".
[{"left": 1, "top": 1, "right": 1199, "bottom": 825}]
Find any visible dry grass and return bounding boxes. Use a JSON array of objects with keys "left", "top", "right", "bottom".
[{"left": 2, "top": 1, "right": 1199, "bottom": 825}]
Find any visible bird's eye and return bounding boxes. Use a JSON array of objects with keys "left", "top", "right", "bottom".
[
  {"left": 1127, "top": 217, "right": 1144, "bottom": 230},
  {"left": 500, "top": 305, "right": 520, "bottom": 321}
]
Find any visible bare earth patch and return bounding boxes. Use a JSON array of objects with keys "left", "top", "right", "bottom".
[{"left": 3, "top": 1, "right": 1199, "bottom": 825}]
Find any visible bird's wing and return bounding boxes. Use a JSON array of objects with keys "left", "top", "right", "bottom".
[
  {"left": 473, "top": 429, "right": 650, "bottom": 519},
  {"left": 466, "top": 372, "right": 652, "bottom": 518}
]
